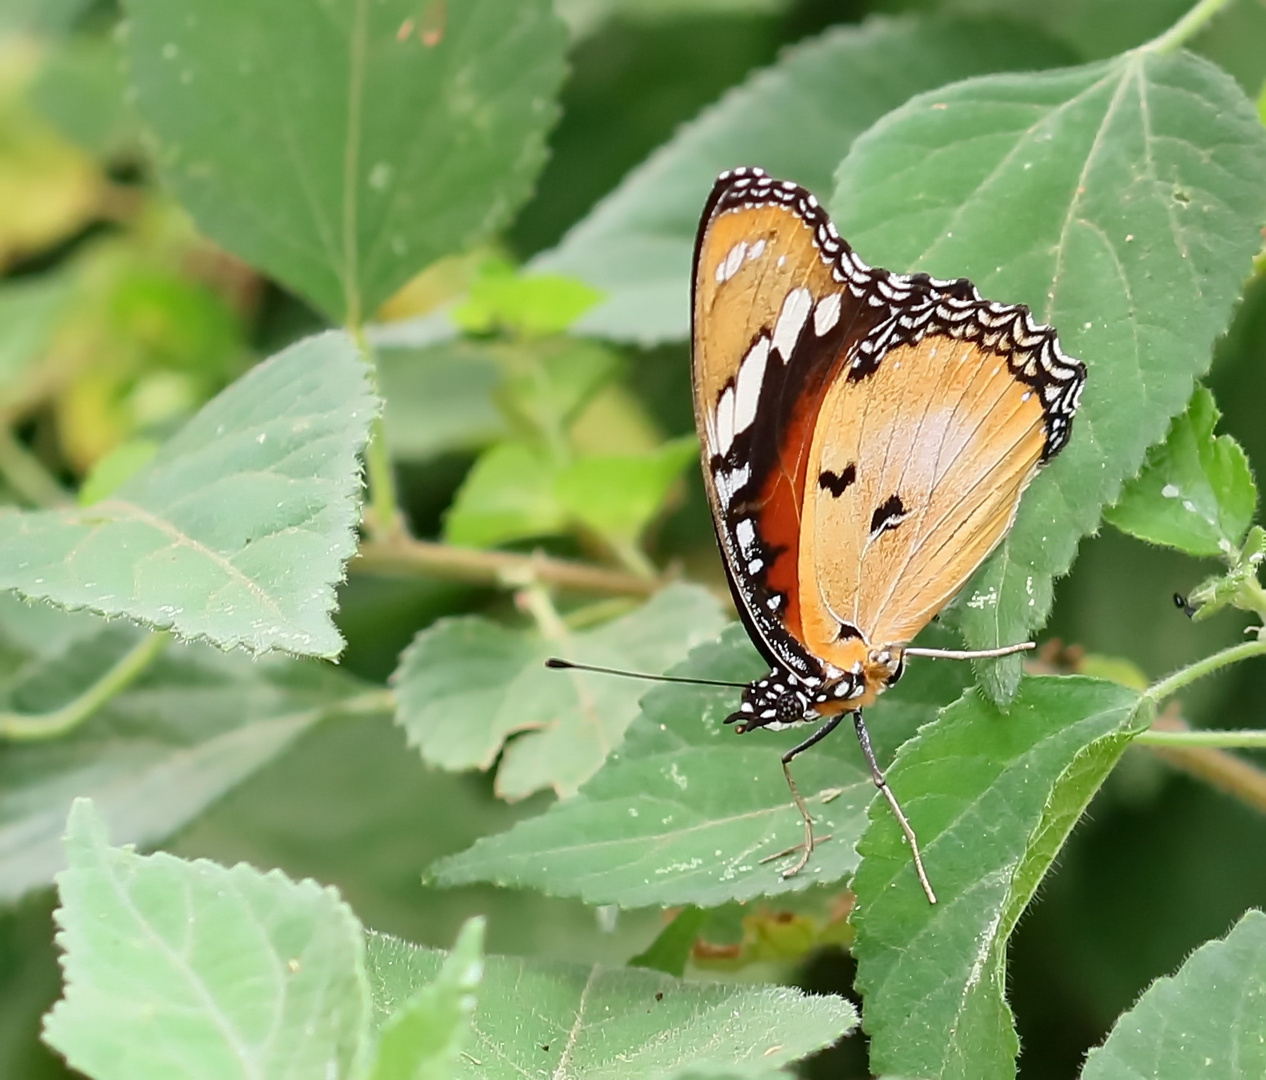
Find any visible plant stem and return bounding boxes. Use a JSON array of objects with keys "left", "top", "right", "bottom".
[
  {"left": 0, "top": 426, "right": 70, "bottom": 507},
  {"left": 0, "top": 631, "right": 171, "bottom": 741},
  {"left": 1139, "top": 711, "right": 1266, "bottom": 812},
  {"left": 1143, "top": 0, "right": 1239, "bottom": 53},
  {"left": 352, "top": 327, "right": 404, "bottom": 538},
  {"left": 1137, "top": 728, "right": 1266, "bottom": 748},
  {"left": 1144, "top": 638, "right": 1266, "bottom": 704},
  {"left": 354, "top": 534, "right": 663, "bottom": 597}
]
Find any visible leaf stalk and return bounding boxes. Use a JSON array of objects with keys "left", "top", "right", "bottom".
[
  {"left": 1142, "top": 0, "right": 1239, "bottom": 53},
  {"left": 0, "top": 631, "right": 172, "bottom": 742}
]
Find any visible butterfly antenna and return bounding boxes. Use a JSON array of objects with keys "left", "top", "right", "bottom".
[
  {"left": 544, "top": 657, "right": 747, "bottom": 689},
  {"left": 904, "top": 641, "right": 1034, "bottom": 660}
]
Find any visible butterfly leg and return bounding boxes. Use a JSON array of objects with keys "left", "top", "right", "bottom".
[
  {"left": 853, "top": 710, "right": 938, "bottom": 904},
  {"left": 762, "top": 713, "right": 846, "bottom": 878}
]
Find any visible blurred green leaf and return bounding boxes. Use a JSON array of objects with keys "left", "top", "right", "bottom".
[
  {"left": 556, "top": 0, "right": 790, "bottom": 41},
  {"left": 628, "top": 906, "right": 707, "bottom": 977},
  {"left": 453, "top": 264, "right": 602, "bottom": 339},
  {"left": 122, "top": 0, "right": 567, "bottom": 324},
  {"left": 369, "top": 918, "right": 484, "bottom": 1080},
  {"left": 76, "top": 438, "right": 158, "bottom": 505},
  {"left": 378, "top": 342, "right": 507, "bottom": 463},
  {"left": 0, "top": 597, "right": 370, "bottom": 903},
  {"left": 0, "top": 0, "right": 92, "bottom": 37},
  {"left": 1105, "top": 386, "right": 1256, "bottom": 558},
  {"left": 431, "top": 623, "right": 971, "bottom": 907},
  {"left": 365, "top": 928, "right": 856, "bottom": 1078},
  {"left": 443, "top": 440, "right": 564, "bottom": 548},
  {"left": 394, "top": 584, "right": 726, "bottom": 799},
  {"left": 44, "top": 799, "right": 372, "bottom": 1080},
  {"left": 852, "top": 677, "right": 1148, "bottom": 1080},
  {"left": 497, "top": 337, "right": 621, "bottom": 444},
  {"left": 30, "top": 36, "right": 137, "bottom": 157},
  {"left": 557, "top": 436, "right": 696, "bottom": 544},
  {"left": 535, "top": 15, "right": 1073, "bottom": 343},
  {"left": 0, "top": 274, "right": 71, "bottom": 411},
  {"left": 1080, "top": 909, "right": 1266, "bottom": 1080},
  {"left": 0, "top": 331, "right": 376, "bottom": 657},
  {"left": 830, "top": 50, "right": 1266, "bottom": 701}
]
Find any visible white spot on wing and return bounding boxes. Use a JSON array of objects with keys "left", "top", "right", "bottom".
[
  {"left": 732, "top": 337, "right": 771, "bottom": 437},
  {"left": 717, "top": 241, "right": 748, "bottom": 283},
  {"left": 735, "top": 517, "right": 756, "bottom": 556},
  {"left": 715, "top": 385, "right": 736, "bottom": 455},
  {"left": 813, "top": 292, "right": 842, "bottom": 336},
  {"left": 772, "top": 287, "right": 813, "bottom": 361}
]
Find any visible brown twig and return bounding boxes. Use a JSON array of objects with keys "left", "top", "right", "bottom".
[{"left": 353, "top": 535, "right": 662, "bottom": 597}]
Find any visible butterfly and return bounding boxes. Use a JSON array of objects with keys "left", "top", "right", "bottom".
[{"left": 691, "top": 167, "right": 1086, "bottom": 902}]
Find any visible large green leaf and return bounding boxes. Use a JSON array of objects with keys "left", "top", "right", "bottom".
[
  {"left": 368, "top": 918, "right": 484, "bottom": 1080},
  {"left": 830, "top": 50, "right": 1266, "bottom": 700},
  {"left": 431, "top": 623, "right": 971, "bottom": 907},
  {"left": 534, "top": 15, "right": 1072, "bottom": 343},
  {"left": 122, "top": 0, "right": 567, "bottom": 323},
  {"left": 1080, "top": 909, "right": 1266, "bottom": 1080},
  {"left": 43, "top": 799, "right": 372, "bottom": 1080},
  {"left": 0, "top": 597, "right": 373, "bottom": 903},
  {"left": 393, "top": 585, "right": 726, "bottom": 799},
  {"left": 851, "top": 677, "right": 1148, "bottom": 1080},
  {"left": 0, "top": 331, "right": 375, "bottom": 657},
  {"left": 0, "top": 274, "right": 71, "bottom": 412},
  {"left": 1104, "top": 386, "right": 1256, "bottom": 557},
  {"left": 365, "top": 928, "right": 856, "bottom": 1079}
]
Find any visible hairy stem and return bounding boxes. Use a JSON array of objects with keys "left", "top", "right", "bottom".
[
  {"left": 1140, "top": 712, "right": 1266, "bottom": 813},
  {"left": 1145, "top": 639, "right": 1266, "bottom": 704},
  {"left": 1143, "top": 0, "right": 1240, "bottom": 53},
  {"left": 0, "top": 632, "right": 172, "bottom": 741}
]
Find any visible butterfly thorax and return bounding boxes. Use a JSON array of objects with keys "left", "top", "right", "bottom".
[{"left": 725, "top": 644, "right": 905, "bottom": 733}]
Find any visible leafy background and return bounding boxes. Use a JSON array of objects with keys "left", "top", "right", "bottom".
[{"left": 0, "top": 0, "right": 1264, "bottom": 1078}]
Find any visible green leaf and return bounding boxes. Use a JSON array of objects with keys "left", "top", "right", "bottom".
[
  {"left": 30, "top": 36, "right": 138, "bottom": 158},
  {"left": 830, "top": 50, "right": 1266, "bottom": 700},
  {"left": 393, "top": 584, "right": 727, "bottom": 799},
  {"left": 534, "top": 15, "right": 1073, "bottom": 344},
  {"left": 378, "top": 342, "right": 507, "bottom": 463},
  {"left": 365, "top": 929, "right": 856, "bottom": 1078},
  {"left": 1104, "top": 386, "right": 1256, "bottom": 558},
  {"left": 369, "top": 918, "right": 485, "bottom": 1080},
  {"left": 0, "top": 331, "right": 376, "bottom": 657},
  {"left": 0, "top": 597, "right": 373, "bottom": 903},
  {"left": 443, "top": 440, "right": 565, "bottom": 549},
  {"left": 122, "top": 0, "right": 567, "bottom": 323},
  {"left": 431, "top": 623, "right": 971, "bottom": 907},
  {"left": 0, "top": 0, "right": 92, "bottom": 37},
  {"left": 453, "top": 265, "right": 602, "bottom": 339},
  {"left": 43, "top": 799, "right": 372, "bottom": 1080},
  {"left": 852, "top": 677, "right": 1149, "bottom": 1080},
  {"left": 556, "top": 437, "right": 697, "bottom": 544},
  {"left": 628, "top": 906, "right": 708, "bottom": 978},
  {"left": 0, "top": 274, "right": 71, "bottom": 411},
  {"left": 77, "top": 439, "right": 160, "bottom": 505},
  {"left": 556, "top": 0, "right": 790, "bottom": 41},
  {"left": 1080, "top": 909, "right": 1266, "bottom": 1080}
]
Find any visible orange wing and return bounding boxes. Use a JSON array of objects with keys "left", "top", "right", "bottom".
[{"left": 798, "top": 333, "right": 1047, "bottom": 665}]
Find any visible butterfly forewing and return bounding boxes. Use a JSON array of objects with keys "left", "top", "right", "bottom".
[{"left": 691, "top": 171, "right": 884, "bottom": 676}]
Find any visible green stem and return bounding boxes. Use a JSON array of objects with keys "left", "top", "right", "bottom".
[
  {"left": 352, "top": 328, "right": 403, "bottom": 538},
  {"left": 1145, "top": 638, "right": 1266, "bottom": 704},
  {"left": 0, "top": 631, "right": 171, "bottom": 741},
  {"left": 326, "top": 687, "right": 396, "bottom": 719},
  {"left": 0, "top": 426, "right": 70, "bottom": 507},
  {"left": 1142, "top": 0, "right": 1239, "bottom": 53},
  {"left": 1136, "top": 727, "right": 1266, "bottom": 748}
]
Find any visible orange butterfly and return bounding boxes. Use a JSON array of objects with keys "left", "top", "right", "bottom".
[{"left": 692, "top": 168, "right": 1086, "bottom": 901}]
